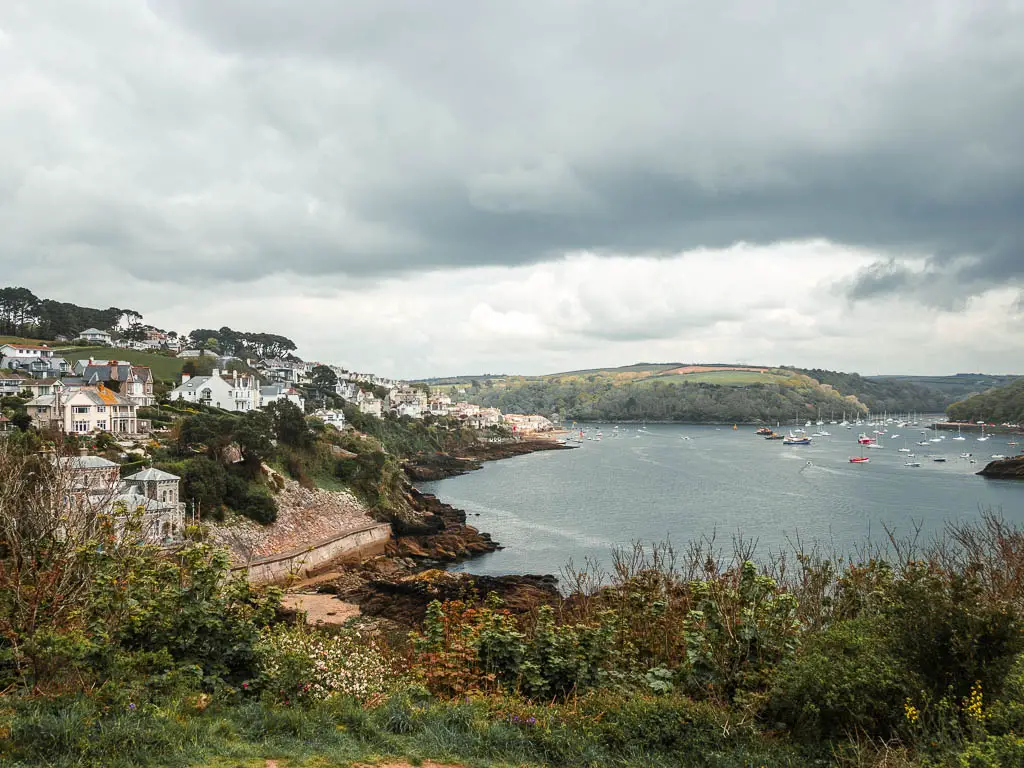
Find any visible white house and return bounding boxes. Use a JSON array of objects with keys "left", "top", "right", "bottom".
[
  {"left": 168, "top": 370, "right": 261, "bottom": 412},
  {"left": 260, "top": 383, "right": 306, "bottom": 411},
  {"left": 76, "top": 328, "right": 113, "bottom": 345},
  {"left": 26, "top": 385, "right": 141, "bottom": 435},
  {"left": 313, "top": 409, "right": 347, "bottom": 430},
  {"left": 0, "top": 343, "right": 55, "bottom": 358}
]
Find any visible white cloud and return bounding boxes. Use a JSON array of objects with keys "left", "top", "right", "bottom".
[{"left": 45, "top": 240, "right": 1011, "bottom": 379}]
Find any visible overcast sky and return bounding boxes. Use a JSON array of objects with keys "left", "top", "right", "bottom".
[{"left": 2, "top": 1, "right": 1023, "bottom": 378}]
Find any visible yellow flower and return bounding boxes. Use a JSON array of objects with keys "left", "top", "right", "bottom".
[
  {"left": 904, "top": 698, "right": 920, "bottom": 724},
  {"left": 964, "top": 681, "right": 985, "bottom": 722}
]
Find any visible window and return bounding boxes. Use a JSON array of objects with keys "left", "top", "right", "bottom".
[
  {"left": 72, "top": 406, "right": 90, "bottom": 414},
  {"left": 97, "top": 421, "right": 106, "bottom": 430},
  {"left": 73, "top": 421, "right": 89, "bottom": 433},
  {"left": 96, "top": 406, "right": 106, "bottom": 413}
]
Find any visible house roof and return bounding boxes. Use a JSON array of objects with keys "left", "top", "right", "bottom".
[
  {"left": 76, "top": 361, "right": 153, "bottom": 383},
  {"left": 0, "top": 415, "right": 10, "bottom": 423},
  {"left": 126, "top": 467, "right": 180, "bottom": 482},
  {"left": 60, "top": 455, "right": 119, "bottom": 470},
  {"left": 1, "top": 342, "right": 50, "bottom": 350},
  {"left": 79, "top": 328, "right": 109, "bottom": 335}
]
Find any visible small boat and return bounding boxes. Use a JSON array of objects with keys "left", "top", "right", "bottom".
[
  {"left": 905, "top": 460, "right": 921, "bottom": 467},
  {"left": 991, "top": 454, "right": 1007, "bottom": 460},
  {"left": 953, "top": 425, "right": 966, "bottom": 441},
  {"left": 917, "top": 441, "right": 930, "bottom": 446},
  {"left": 849, "top": 456, "right": 870, "bottom": 463},
  {"left": 959, "top": 452, "right": 973, "bottom": 459},
  {"left": 977, "top": 425, "right": 990, "bottom": 442},
  {"left": 866, "top": 442, "right": 883, "bottom": 449},
  {"left": 755, "top": 427, "right": 774, "bottom": 435},
  {"left": 765, "top": 433, "right": 785, "bottom": 440},
  {"left": 898, "top": 447, "right": 911, "bottom": 453},
  {"left": 932, "top": 456, "right": 947, "bottom": 462},
  {"left": 858, "top": 434, "right": 874, "bottom": 444},
  {"left": 783, "top": 434, "right": 812, "bottom": 445}
]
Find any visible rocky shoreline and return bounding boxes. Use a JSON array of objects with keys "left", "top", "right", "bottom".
[
  {"left": 978, "top": 455, "right": 1024, "bottom": 479},
  {"left": 285, "top": 439, "right": 570, "bottom": 627},
  {"left": 403, "top": 438, "right": 574, "bottom": 481}
]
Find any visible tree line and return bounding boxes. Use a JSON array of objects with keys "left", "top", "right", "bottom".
[
  {"left": 0, "top": 285, "right": 142, "bottom": 340},
  {"left": 947, "top": 378, "right": 1024, "bottom": 425},
  {"left": 471, "top": 374, "right": 868, "bottom": 423},
  {"left": 187, "top": 326, "right": 297, "bottom": 360}
]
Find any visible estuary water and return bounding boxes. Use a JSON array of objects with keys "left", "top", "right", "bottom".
[{"left": 418, "top": 423, "right": 1024, "bottom": 578}]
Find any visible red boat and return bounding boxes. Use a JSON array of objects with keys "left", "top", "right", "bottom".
[
  {"left": 849, "top": 456, "right": 870, "bottom": 463},
  {"left": 857, "top": 434, "right": 874, "bottom": 444}
]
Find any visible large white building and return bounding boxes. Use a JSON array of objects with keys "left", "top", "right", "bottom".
[{"left": 168, "top": 370, "right": 261, "bottom": 412}]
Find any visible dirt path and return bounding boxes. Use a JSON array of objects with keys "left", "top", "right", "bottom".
[{"left": 279, "top": 593, "right": 360, "bottom": 625}]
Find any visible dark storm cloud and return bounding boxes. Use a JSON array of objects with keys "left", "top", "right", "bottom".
[{"left": 2, "top": 0, "right": 1023, "bottom": 298}]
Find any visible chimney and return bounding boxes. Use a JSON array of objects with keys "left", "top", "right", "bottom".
[
  {"left": 181, "top": 373, "right": 191, "bottom": 383},
  {"left": 212, "top": 368, "right": 221, "bottom": 377}
]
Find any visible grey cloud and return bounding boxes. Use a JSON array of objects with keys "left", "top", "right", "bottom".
[{"left": 1, "top": 0, "right": 1022, "bottom": 300}]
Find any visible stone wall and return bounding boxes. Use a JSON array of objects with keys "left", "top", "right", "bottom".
[{"left": 232, "top": 522, "right": 392, "bottom": 585}]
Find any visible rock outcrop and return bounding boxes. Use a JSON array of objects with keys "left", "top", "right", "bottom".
[
  {"left": 353, "top": 568, "right": 560, "bottom": 626},
  {"left": 403, "top": 439, "right": 573, "bottom": 481},
  {"left": 978, "top": 455, "right": 1024, "bottom": 479}
]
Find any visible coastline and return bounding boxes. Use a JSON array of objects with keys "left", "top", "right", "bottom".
[{"left": 283, "top": 437, "right": 571, "bottom": 627}]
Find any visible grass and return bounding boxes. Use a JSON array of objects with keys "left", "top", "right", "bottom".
[
  {"left": 0, "top": 335, "right": 57, "bottom": 346},
  {"left": 58, "top": 346, "right": 185, "bottom": 381},
  {"left": 1, "top": 694, "right": 806, "bottom": 768}
]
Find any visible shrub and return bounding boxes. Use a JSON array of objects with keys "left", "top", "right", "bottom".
[
  {"left": 254, "top": 623, "right": 395, "bottom": 704},
  {"left": 883, "top": 563, "right": 1024, "bottom": 704},
  {"left": 766, "top": 616, "right": 918, "bottom": 742}
]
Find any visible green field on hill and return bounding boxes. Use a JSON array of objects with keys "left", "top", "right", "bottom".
[
  {"left": 59, "top": 346, "right": 185, "bottom": 381},
  {"left": 650, "top": 370, "right": 779, "bottom": 385},
  {"left": 0, "top": 335, "right": 57, "bottom": 346}
]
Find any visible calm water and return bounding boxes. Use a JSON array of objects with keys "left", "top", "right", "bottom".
[{"left": 418, "top": 423, "right": 1024, "bottom": 577}]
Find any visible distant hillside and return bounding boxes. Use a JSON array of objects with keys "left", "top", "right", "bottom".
[
  {"left": 460, "top": 364, "right": 867, "bottom": 423},
  {"left": 872, "top": 373, "right": 1022, "bottom": 404},
  {"left": 947, "top": 379, "right": 1024, "bottom": 425},
  {"left": 792, "top": 368, "right": 951, "bottom": 413}
]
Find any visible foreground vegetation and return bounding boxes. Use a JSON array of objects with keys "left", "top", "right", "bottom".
[{"left": 3, "top": 434, "right": 1024, "bottom": 766}]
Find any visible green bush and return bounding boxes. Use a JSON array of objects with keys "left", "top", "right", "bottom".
[
  {"left": 883, "top": 564, "right": 1024, "bottom": 703},
  {"left": 766, "top": 616, "right": 918, "bottom": 742}
]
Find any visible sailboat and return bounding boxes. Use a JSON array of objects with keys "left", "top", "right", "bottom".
[
  {"left": 898, "top": 438, "right": 911, "bottom": 453},
  {"left": 904, "top": 458, "right": 921, "bottom": 467},
  {"left": 977, "top": 424, "right": 990, "bottom": 442},
  {"left": 953, "top": 424, "right": 966, "bottom": 441}
]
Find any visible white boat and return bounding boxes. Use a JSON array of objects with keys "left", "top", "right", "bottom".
[
  {"left": 991, "top": 454, "right": 1007, "bottom": 460},
  {"left": 866, "top": 443, "right": 883, "bottom": 449},
  {"left": 953, "top": 425, "right": 966, "bottom": 441},
  {"left": 977, "top": 424, "right": 989, "bottom": 442},
  {"left": 960, "top": 452, "right": 973, "bottom": 459},
  {"left": 905, "top": 460, "right": 921, "bottom": 467},
  {"left": 898, "top": 447, "right": 911, "bottom": 453}
]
